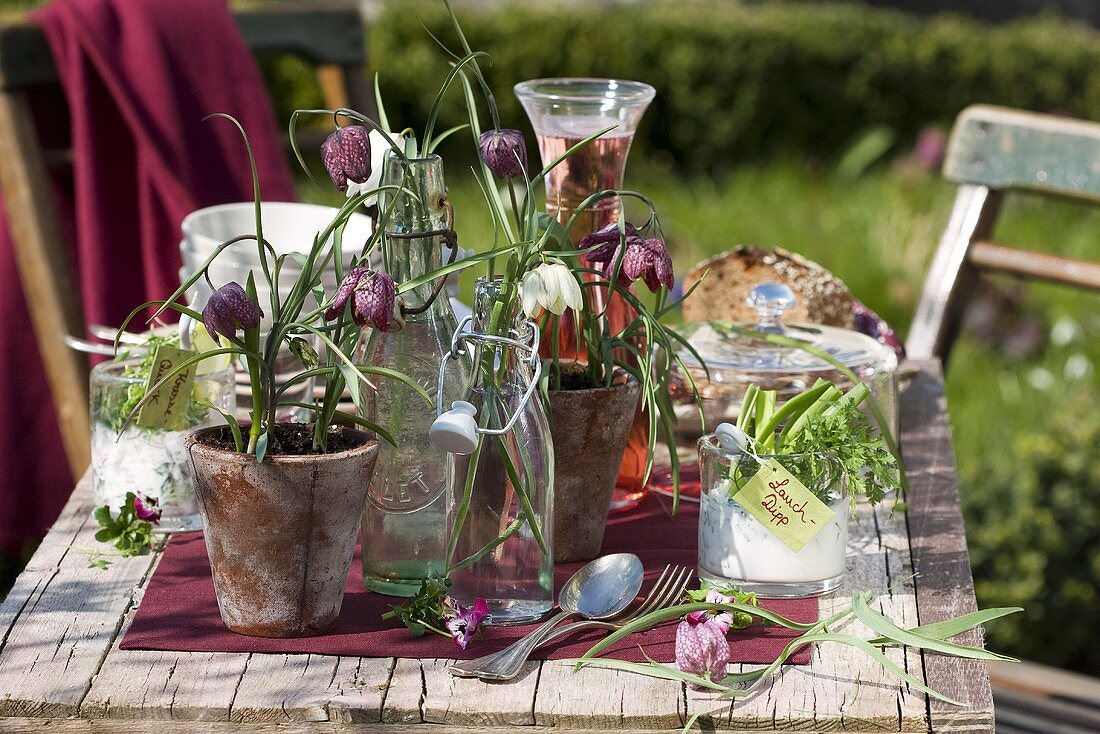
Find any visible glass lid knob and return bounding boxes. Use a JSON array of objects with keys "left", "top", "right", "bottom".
[{"left": 746, "top": 283, "right": 795, "bottom": 333}]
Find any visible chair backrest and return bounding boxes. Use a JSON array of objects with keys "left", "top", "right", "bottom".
[
  {"left": 0, "top": 4, "right": 370, "bottom": 478},
  {"left": 908, "top": 105, "right": 1100, "bottom": 363}
]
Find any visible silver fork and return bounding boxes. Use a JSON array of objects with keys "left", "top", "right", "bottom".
[{"left": 448, "top": 564, "right": 693, "bottom": 680}]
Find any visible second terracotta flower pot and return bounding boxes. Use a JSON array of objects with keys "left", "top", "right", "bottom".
[
  {"left": 186, "top": 424, "right": 379, "bottom": 638},
  {"left": 548, "top": 375, "right": 641, "bottom": 562}
]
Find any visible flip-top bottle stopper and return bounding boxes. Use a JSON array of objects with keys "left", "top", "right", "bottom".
[
  {"left": 429, "top": 400, "right": 479, "bottom": 454},
  {"left": 715, "top": 422, "right": 751, "bottom": 454}
]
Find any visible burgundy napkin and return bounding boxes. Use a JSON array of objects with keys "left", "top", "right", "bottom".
[
  {"left": 0, "top": 0, "right": 295, "bottom": 547},
  {"left": 122, "top": 494, "right": 816, "bottom": 664}
]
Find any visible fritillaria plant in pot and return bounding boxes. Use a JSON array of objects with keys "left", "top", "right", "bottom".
[
  {"left": 117, "top": 115, "right": 435, "bottom": 638},
  {"left": 463, "top": 117, "right": 697, "bottom": 564}
]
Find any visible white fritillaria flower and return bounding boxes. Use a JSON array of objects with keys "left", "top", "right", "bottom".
[
  {"left": 346, "top": 128, "right": 401, "bottom": 207},
  {"left": 521, "top": 261, "right": 583, "bottom": 319}
]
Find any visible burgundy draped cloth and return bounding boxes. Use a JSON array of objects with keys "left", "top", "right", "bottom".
[{"left": 0, "top": 0, "right": 295, "bottom": 547}]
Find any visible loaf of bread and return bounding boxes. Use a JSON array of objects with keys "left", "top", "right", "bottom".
[{"left": 681, "top": 246, "right": 855, "bottom": 327}]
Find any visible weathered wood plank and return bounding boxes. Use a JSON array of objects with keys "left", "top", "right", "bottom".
[
  {"left": 902, "top": 361, "right": 995, "bottom": 733},
  {"left": 0, "top": 549, "right": 154, "bottom": 717},
  {"left": 0, "top": 717, "right": 694, "bottom": 734},
  {"left": 421, "top": 658, "right": 538, "bottom": 726},
  {"left": 534, "top": 659, "right": 684, "bottom": 729},
  {"left": 231, "top": 654, "right": 395, "bottom": 724},
  {"left": 325, "top": 657, "right": 394, "bottom": 724},
  {"left": 82, "top": 648, "right": 250, "bottom": 721},
  {"left": 230, "top": 654, "right": 337, "bottom": 723},
  {"left": 379, "top": 657, "right": 422, "bottom": 724}
]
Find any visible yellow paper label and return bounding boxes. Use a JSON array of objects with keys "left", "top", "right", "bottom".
[
  {"left": 136, "top": 345, "right": 197, "bottom": 431},
  {"left": 732, "top": 458, "right": 836, "bottom": 552}
]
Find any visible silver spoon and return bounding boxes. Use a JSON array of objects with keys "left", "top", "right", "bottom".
[{"left": 448, "top": 552, "right": 644, "bottom": 680}]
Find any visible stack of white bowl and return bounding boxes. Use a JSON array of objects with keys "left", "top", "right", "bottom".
[
  {"left": 179, "top": 202, "right": 376, "bottom": 418},
  {"left": 179, "top": 201, "right": 376, "bottom": 317}
]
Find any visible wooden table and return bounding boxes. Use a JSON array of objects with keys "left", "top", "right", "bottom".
[{"left": 0, "top": 361, "right": 994, "bottom": 732}]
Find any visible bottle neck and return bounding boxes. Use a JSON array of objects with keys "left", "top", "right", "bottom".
[{"left": 380, "top": 154, "right": 449, "bottom": 313}]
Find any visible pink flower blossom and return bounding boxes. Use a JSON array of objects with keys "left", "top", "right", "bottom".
[
  {"left": 133, "top": 494, "right": 161, "bottom": 524},
  {"left": 675, "top": 613, "right": 730, "bottom": 688},
  {"left": 443, "top": 597, "right": 488, "bottom": 649},
  {"left": 686, "top": 588, "right": 735, "bottom": 634}
]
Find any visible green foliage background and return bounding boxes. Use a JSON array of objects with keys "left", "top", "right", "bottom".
[{"left": 353, "top": 1, "right": 1100, "bottom": 171}]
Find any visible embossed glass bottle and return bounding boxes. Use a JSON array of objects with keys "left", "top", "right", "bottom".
[
  {"left": 358, "top": 153, "right": 468, "bottom": 596},
  {"left": 445, "top": 277, "right": 554, "bottom": 625}
]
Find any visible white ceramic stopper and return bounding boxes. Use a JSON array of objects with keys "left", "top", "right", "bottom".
[
  {"left": 714, "top": 422, "right": 751, "bottom": 454},
  {"left": 429, "top": 400, "right": 479, "bottom": 455}
]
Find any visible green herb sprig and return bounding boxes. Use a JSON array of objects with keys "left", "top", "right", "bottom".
[
  {"left": 726, "top": 379, "right": 897, "bottom": 507},
  {"left": 89, "top": 492, "right": 157, "bottom": 566},
  {"left": 381, "top": 576, "right": 452, "bottom": 638},
  {"left": 684, "top": 581, "right": 760, "bottom": 630}
]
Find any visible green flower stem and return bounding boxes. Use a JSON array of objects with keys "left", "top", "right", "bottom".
[
  {"left": 450, "top": 516, "right": 526, "bottom": 571},
  {"left": 244, "top": 327, "right": 264, "bottom": 453},
  {"left": 578, "top": 601, "right": 825, "bottom": 666},
  {"left": 495, "top": 433, "right": 549, "bottom": 556}
]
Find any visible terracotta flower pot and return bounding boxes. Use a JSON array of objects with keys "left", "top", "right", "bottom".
[
  {"left": 548, "top": 375, "right": 641, "bottom": 562},
  {"left": 185, "top": 425, "right": 379, "bottom": 638}
]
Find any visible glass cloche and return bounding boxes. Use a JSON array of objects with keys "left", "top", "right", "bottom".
[{"left": 669, "top": 283, "right": 899, "bottom": 443}]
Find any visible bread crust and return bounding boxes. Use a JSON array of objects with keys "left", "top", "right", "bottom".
[{"left": 681, "top": 246, "right": 855, "bottom": 327}]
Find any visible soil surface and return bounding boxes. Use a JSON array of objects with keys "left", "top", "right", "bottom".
[
  {"left": 551, "top": 361, "right": 634, "bottom": 392},
  {"left": 553, "top": 361, "right": 601, "bottom": 391},
  {"left": 199, "top": 423, "right": 369, "bottom": 456}
]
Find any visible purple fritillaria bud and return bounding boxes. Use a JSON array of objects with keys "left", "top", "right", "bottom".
[
  {"left": 478, "top": 129, "right": 528, "bottom": 179},
  {"left": 352, "top": 271, "right": 396, "bottom": 331},
  {"left": 324, "top": 267, "right": 396, "bottom": 331},
  {"left": 643, "top": 237, "right": 674, "bottom": 291},
  {"left": 580, "top": 222, "right": 640, "bottom": 263},
  {"left": 133, "top": 493, "right": 161, "bottom": 524},
  {"left": 324, "top": 266, "right": 369, "bottom": 322},
  {"left": 443, "top": 597, "right": 488, "bottom": 649},
  {"left": 202, "top": 282, "right": 262, "bottom": 345},
  {"left": 675, "top": 614, "right": 730, "bottom": 688},
  {"left": 321, "top": 125, "right": 372, "bottom": 191}
]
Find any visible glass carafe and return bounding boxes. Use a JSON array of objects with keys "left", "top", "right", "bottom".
[
  {"left": 515, "top": 77, "right": 655, "bottom": 512},
  {"left": 357, "top": 154, "right": 468, "bottom": 596},
  {"left": 444, "top": 277, "right": 554, "bottom": 625}
]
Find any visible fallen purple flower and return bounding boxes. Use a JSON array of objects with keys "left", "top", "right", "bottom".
[
  {"left": 685, "top": 588, "right": 735, "bottom": 634},
  {"left": 675, "top": 613, "right": 730, "bottom": 688},
  {"left": 443, "top": 597, "right": 488, "bottom": 649},
  {"left": 133, "top": 493, "right": 161, "bottom": 524}
]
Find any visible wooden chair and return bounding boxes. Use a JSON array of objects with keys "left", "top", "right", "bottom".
[
  {"left": 0, "top": 3, "right": 371, "bottom": 478},
  {"left": 908, "top": 104, "right": 1100, "bottom": 364}
]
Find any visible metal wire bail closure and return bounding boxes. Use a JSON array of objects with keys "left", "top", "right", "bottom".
[{"left": 428, "top": 315, "right": 543, "bottom": 455}]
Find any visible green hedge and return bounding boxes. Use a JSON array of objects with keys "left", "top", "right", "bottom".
[
  {"left": 961, "top": 387, "right": 1100, "bottom": 672},
  {"left": 350, "top": 1, "right": 1100, "bottom": 171}
]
